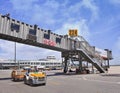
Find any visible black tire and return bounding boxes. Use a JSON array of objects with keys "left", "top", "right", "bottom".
[
  {"left": 23, "top": 77, "right": 27, "bottom": 84},
  {"left": 12, "top": 78, "right": 17, "bottom": 81},
  {"left": 42, "top": 83, "right": 46, "bottom": 86},
  {"left": 42, "top": 78, "right": 46, "bottom": 86},
  {"left": 12, "top": 78, "right": 15, "bottom": 81},
  {"left": 29, "top": 79, "right": 33, "bottom": 86}
]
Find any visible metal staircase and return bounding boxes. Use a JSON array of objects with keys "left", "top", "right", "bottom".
[
  {"left": 76, "top": 48, "right": 105, "bottom": 73},
  {"left": 73, "top": 36, "right": 105, "bottom": 73}
]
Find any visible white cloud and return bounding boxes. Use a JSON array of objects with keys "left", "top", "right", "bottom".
[
  {"left": 0, "top": 40, "right": 61, "bottom": 60},
  {"left": 0, "top": 40, "right": 14, "bottom": 59},
  {"left": 10, "top": 0, "right": 99, "bottom": 26},
  {"left": 16, "top": 44, "right": 61, "bottom": 60},
  {"left": 82, "top": 0, "right": 99, "bottom": 22},
  {"left": 55, "top": 19, "right": 90, "bottom": 40},
  {"left": 115, "top": 37, "right": 120, "bottom": 50},
  {"left": 110, "top": 36, "right": 120, "bottom": 65},
  {"left": 30, "top": 5, "right": 56, "bottom": 25},
  {"left": 11, "top": 0, "right": 39, "bottom": 11},
  {"left": 61, "top": 0, "right": 99, "bottom": 23},
  {"left": 10, "top": 0, "right": 58, "bottom": 26},
  {"left": 111, "top": 55, "right": 120, "bottom": 65}
]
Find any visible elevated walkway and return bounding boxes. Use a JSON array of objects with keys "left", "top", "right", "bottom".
[{"left": 0, "top": 13, "right": 112, "bottom": 73}]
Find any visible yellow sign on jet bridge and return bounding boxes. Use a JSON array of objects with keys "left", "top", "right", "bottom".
[{"left": 68, "top": 29, "right": 78, "bottom": 37}]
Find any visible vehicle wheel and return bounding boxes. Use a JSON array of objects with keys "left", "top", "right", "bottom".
[
  {"left": 43, "top": 79, "right": 46, "bottom": 86},
  {"left": 12, "top": 78, "right": 15, "bottom": 81},
  {"left": 29, "top": 79, "right": 33, "bottom": 86},
  {"left": 23, "top": 77, "right": 27, "bottom": 84},
  {"left": 42, "top": 83, "right": 46, "bottom": 86},
  {"left": 12, "top": 78, "right": 17, "bottom": 81}
]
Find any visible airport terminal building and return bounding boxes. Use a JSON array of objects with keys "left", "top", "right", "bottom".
[{"left": 0, "top": 56, "right": 62, "bottom": 69}]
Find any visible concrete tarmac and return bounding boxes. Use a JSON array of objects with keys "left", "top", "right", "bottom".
[{"left": 0, "top": 67, "right": 120, "bottom": 93}]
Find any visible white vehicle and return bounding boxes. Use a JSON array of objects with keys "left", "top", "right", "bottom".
[
  {"left": 37, "top": 65, "right": 45, "bottom": 70},
  {"left": 24, "top": 70, "right": 47, "bottom": 86}
]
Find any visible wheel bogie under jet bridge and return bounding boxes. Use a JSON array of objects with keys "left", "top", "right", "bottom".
[{"left": 0, "top": 14, "right": 113, "bottom": 73}]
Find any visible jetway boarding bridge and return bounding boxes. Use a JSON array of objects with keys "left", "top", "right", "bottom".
[{"left": 0, "top": 14, "right": 112, "bottom": 73}]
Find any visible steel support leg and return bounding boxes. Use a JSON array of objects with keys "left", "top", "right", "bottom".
[
  {"left": 92, "top": 64, "right": 94, "bottom": 73},
  {"left": 77, "top": 53, "right": 82, "bottom": 74},
  {"left": 64, "top": 57, "right": 68, "bottom": 73},
  {"left": 107, "top": 60, "right": 110, "bottom": 68},
  {"left": 79, "top": 61, "right": 82, "bottom": 73},
  {"left": 87, "top": 62, "right": 88, "bottom": 68}
]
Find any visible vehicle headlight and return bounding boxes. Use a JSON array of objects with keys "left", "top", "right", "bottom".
[{"left": 29, "top": 76, "right": 34, "bottom": 79}]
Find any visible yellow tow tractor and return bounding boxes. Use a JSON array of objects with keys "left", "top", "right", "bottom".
[
  {"left": 11, "top": 67, "right": 30, "bottom": 81},
  {"left": 23, "top": 69, "right": 47, "bottom": 86},
  {"left": 11, "top": 69, "right": 26, "bottom": 81}
]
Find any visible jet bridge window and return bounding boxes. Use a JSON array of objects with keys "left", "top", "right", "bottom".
[
  {"left": 29, "top": 29, "right": 36, "bottom": 35},
  {"left": 56, "top": 37, "right": 61, "bottom": 44},
  {"left": 27, "top": 29, "right": 37, "bottom": 41},
  {"left": 44, "top": 34, "right": 50, "bottom": 39},
  {"left": 11, "top": 23, "right": 20, "bottom": 32}
]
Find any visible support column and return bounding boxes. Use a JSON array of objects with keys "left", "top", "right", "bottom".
[
  {"left": 86, "top": 62, "right": 88, "bottom": 68},
  {"left": 79, "top": 60, "right": 82, "bottom": 73},
  {"left": 64, "top": 56, "right": 69, "bottom": 73},
  {"left": 101, "top": 62, "right": 103, "bottom": 67},
  {"left": 77, "top": 52, "right": 82, "bottom": 74},
  {"left": 107, "top": 59, "right": 110, "bottom": 68},
  {"left": 92, "top": 64, "right": 94, "bottom": 73},
  {"left": 104, "top": 49, "right": 110, "bottom": 68}
]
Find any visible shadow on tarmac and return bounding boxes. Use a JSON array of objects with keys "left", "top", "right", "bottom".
[
  {"left": 47, "top": 72, "right": 65, "bottom": 77},
  {"left": 0, "top": 77, "right": 11, "bottom": 80},
  {"left": 101, "top": 74, "right": 120, "bottom": 77},
  {"left": 47, "top": 72, "right": 83, "bottom": 77}
]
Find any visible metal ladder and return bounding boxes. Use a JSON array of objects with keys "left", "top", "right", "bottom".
[{"left": 73, "top": 36, "right": 105, "bottom": 73}]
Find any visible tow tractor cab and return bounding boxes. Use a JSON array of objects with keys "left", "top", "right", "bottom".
[
  {"left": 24, "top": 68, "right": 47, "bottom": 86},
  {"left": 11, "top": 67, "right": 31, "bottom": 81},
  {"left": 11, "top": 67, "right": 29, "bottom": 81}
]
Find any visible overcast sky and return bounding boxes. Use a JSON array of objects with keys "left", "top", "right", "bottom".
[{"left": 0, "top": 0, "right": 120, "bottom": 65}]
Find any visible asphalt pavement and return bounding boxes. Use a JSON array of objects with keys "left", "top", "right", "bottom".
[{"left": 0, "top": 70, "right": 120, "bottom": 93}]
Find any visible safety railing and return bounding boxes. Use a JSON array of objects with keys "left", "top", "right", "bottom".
[{"left": 72, "top": 36, "right": 104, "bottom": 67}]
